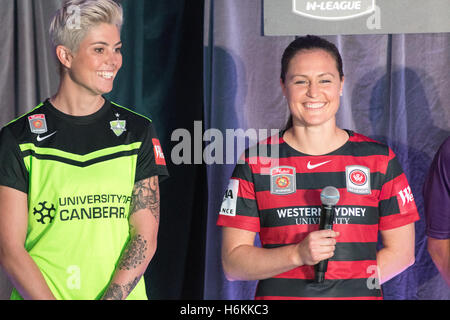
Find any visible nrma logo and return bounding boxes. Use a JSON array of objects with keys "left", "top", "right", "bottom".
[{"left": 292, "top": 0, "right": 376, "bottom": 21}]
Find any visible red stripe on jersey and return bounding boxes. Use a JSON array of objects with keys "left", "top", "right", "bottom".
[
  {"left": 247, "top": 154, "right": 390, "bottom": 175},
  {"left": 274, "top": 260, "right": 378, "bottom": 280},
  {"left": 334, "top": 224, "right": 378, "bottom": 242},
  {"left": 379, "top": 210, "right": 419, "bottom": 231},
  {"left": 255, "top": 296, "right": 383, "bottom": 300},
  {"left": 247, "top": 154, "right": 388, "bottom": 174},
  {"left": 260, "top": 224, "right": 318, "bottom": 245},
  {"left": 379, "top": 173, "right": 409, "bottom": 201},
  {"left": 260, "top": 224, "right": 378, "bottom": 245},
  {"left": 234, "top": 177, "right": 255, "bottom": 200},
  {"left": 256, "top": 189, "right": 381, "bottom": 210},
  {"left": 256, "top": 190, "right": 321, "bottom": 210},
  {"left": 217, "top": 214, "right": 260, "bottom": 233}
]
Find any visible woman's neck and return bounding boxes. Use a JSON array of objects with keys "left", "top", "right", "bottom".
[
  {"left": 284, "top": 122, "right": 349, "bottom": 156},
  {"left": 50, "top": 76, "right": 104, "bottom": 117}
]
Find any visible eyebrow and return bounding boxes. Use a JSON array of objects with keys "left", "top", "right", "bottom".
[
  {"left": 90, "top": 41, "right": 122, "bottom": 46},
  {"left": 291, "top": 72, "right": 336, "bottom": 78}
]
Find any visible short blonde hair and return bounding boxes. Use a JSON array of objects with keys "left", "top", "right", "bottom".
[{"left": 49, "top": 0, "right": 123, "bottom": 54}]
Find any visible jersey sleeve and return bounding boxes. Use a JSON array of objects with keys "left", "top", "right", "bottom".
[
  {"left": 378, "top": 148, "right": 420, "bottom": 230},
  {"left": 135, "top": 122, "right": 169, "bottom": 183},
  {"left": 216, "top": 161, "right": 260, "bottom": 232},
  {"left": 0, "top": 126, "right": 29, "bottom": 193},
  {"left": 423, "top": 138, "right": 450, "bottom": 239}
]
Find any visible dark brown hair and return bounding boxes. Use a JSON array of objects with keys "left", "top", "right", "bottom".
[{"left": 280, "top": 35, "right": 344, "bottom": 83}]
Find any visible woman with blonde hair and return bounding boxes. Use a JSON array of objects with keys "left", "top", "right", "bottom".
[{"left": 0, "top": 0, "right": 168, "bottom": 300}]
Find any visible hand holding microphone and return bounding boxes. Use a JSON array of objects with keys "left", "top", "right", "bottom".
[
  {"left": 315, "top": 186, "right": 340, "bottom": 283},
  {"left": 295, "top": 186, "right": 340, "bottom": 282}
]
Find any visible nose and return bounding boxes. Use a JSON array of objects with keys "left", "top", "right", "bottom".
[
  {"left": 105, "top": 49, "right": 121, "bottom": 68},
  {"left": 306, "top": 82, "right": 319, "bottom": 98}
]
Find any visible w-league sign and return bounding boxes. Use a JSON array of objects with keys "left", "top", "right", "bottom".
[{"left": 264, "top": 0, "right": 450, "bottom": 36}]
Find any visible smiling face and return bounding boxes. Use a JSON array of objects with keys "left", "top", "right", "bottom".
[
  {"left": 61, "top": 23, "right": 122, "bottom": 96},
  {"left": 281, "top": 49, "right": 344, "bottom": 129}
]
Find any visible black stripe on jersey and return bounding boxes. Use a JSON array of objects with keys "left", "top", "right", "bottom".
[
  {"left": 378, "top": 196, "right": 401, "bottom": 217},
  {"left": 260, "top": 206, "right": 379, "bottom": 227},
  {"left": 255, "top": 278, "right": 382, "bottom": 298},
  {"left": 385, "top": 156, "right": 404, "bottom": 180},
  {"left": 335, "top": 141, "right": 389, "bottom": 157},
  {"left": 277, "top": 141, "right": 389, "bottom": 158},
  {"left": 253, "top": 171, "right": 385, "bottom": 192},
  {"left": 236, "top": 197, "right": 259, "bottom": 218},
  {"left": 21, "top": 149, "right": 140, "bottom": 168},
  {"left": 263, "top": 242, "right": 377, "bottom": 261}
]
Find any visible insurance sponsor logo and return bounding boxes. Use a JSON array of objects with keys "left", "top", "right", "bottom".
[
  {"left": 270, "top": 166, "right": 296, "bottom": 195},
  {"left": 292, "top": 0, "right": 376, "bottom": 21},
  {"left": 220, "top": 179, "right": 239, "bottom": 217}
]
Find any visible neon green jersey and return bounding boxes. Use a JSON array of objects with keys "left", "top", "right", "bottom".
[{"left": 0, "top": 99, "right": 168, "bottom": 300}]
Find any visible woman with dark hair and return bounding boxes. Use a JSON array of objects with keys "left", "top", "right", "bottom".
[{"left": 217, "top": 35, "right": 419, "bottom": 299}]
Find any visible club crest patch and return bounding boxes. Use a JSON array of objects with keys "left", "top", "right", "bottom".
[
  {"left": 270, "top": 166, "right": 296, "bottom": 195},
  {"left": 110, "top": 113, "right": 126, "bottom": 137},
  {"left": 346, "top": 165, "right": 371, "bottom": 194},
  {"left": 28, "top": 114, "right": 48, "bottom": 134}
]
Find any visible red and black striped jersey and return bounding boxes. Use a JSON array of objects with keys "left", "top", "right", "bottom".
[{"left": 217, "top": 130, "right": 419, "bottom": 300}]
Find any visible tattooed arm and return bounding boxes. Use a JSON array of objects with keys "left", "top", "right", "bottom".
[{"left": 101, "top": 176, "right": 160, "bottom": 300}]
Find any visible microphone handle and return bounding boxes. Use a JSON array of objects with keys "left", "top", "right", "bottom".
[{"left": 315, "top": 205, "right": 335, "bottom": 283}]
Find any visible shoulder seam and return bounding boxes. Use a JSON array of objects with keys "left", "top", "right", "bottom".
[
  {"left": 5, "top": 102, "right": 45, "bottom": 127},
  {"left": 110, "top": 101, "right": 152, "bottom": 123}
]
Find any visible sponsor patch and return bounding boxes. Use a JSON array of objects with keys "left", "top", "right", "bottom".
[
  {"left": 397, "top": 185, "right": 415, "bottom": 213},
  {"left": 152, "top": 138, "right": 166, "bottom": 165},
  {"left": 28, "top": 114, "right": 48, "bottom": 134},
  {"left": 220, "top": 179, "right": 239, "bottom": 216},
  {"left": 270, "top": 166, "right": 296, "bottom": 195},
  {"left": 346, "top": 165, "right": 371, "bottom": 195}
]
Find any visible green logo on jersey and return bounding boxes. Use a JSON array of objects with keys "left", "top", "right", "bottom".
[{"left": 110, "top": 113, "right": 127, "bottom": 137}]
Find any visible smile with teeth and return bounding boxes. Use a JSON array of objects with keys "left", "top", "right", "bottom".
[
  {"left": 97, "top": 71, "right": 114, "bottom": 80},
  {"left": 303, "top": 102, "right": 326, "bottom": 109}
]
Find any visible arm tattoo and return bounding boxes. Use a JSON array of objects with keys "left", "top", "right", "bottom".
[
  {"left": 102, "top": 283, "right": 123, "bottom": 300},
  {"left": 130, "top": 176, "right": 160, "bottom": 223},
  {"left": 118, "top": 234, "right": 148, "bottom": 270},
  {"left": 102, "top": 277, "right": 141, "bottom": 300}
]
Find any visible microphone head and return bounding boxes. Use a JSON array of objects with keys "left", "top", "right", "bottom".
[{"left": 320, "top": 186, "right": 340, "bottom": 206}]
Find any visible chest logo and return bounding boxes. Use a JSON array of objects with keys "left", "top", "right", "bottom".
[
  {"left": 346, "top": 165, "right": 371, "bottom": 195},
  {"left": 28, "top": 114, "right": 48, "bottom": 134},
  {"left": 307, "top": 160, "right": 331, "bottom": 170},
  {"left": 37, "top": 131, "right": 57, "bottom": 142},
  {"left": 110, "top": 113, "right": 127, "bottom": 137},
  {"left": 270, "top": 166, "right": 296, "bottom": 195}
]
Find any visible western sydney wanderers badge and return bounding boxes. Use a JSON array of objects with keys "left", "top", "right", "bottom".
[
  {"left": 110, "top": 113, "right": 126, "bottom": 137},
  {"left": 28, "top": 114, "right": 48, "bottom": 134},
  {"left": 346, "top": 165, "right": 371, "bottom": 194},
  {"left": 270, "top": 166, "right": 296, "bottom": 195}
]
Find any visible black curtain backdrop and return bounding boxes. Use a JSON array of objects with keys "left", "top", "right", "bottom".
[{"left": 108, "top": 0, "right": 206, "bottom": 299}]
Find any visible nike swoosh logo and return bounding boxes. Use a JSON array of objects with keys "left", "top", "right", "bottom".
[
  {"left": 307, "top": 160, "right": 331, "bottom": 170},
  {"left": 37, "top": 131, "right": 57, "bottom": 142}
]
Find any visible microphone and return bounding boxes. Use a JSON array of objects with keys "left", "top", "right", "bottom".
[{"left": 315, "top": 186, "right": 340, "bottom": 283}]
